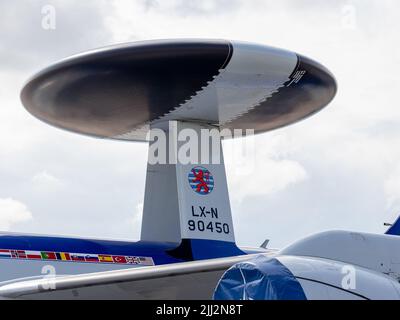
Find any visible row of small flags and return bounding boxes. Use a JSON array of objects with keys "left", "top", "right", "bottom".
[{"left": 0, "top": 249, "right": 154, "bottom": 266}]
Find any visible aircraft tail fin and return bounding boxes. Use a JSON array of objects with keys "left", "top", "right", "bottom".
[{"left": 140, "top": 121, "right": 244, "bottom": 260}]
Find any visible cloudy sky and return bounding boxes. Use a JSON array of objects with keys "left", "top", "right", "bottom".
[{"left": 0, "top": 0, "right": 399, "bottom": 249}]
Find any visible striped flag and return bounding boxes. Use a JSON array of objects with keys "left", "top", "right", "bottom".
[
  {"left": 16, "top": 250, "right": 27, "bottom": 259},
  {"left": 85, "top": 255, "right": 99, "bottom": 263},
  {"left": 56, "top": 252, "right": 71, "bottom": 261},
  {"left": 99, "top": 255, "right": 113, "bottom": 263},
  {"left": 0, "top": 249, "right": 11, "bottom": 258},
  {"left": 71, "top": 254, "right": 85, "bottom": 262},
  {"left": 26, "top": 251, "right": 41, "bottom": 259},
  {"left": 139, "top": 257, "right": 155, "bottom": 266}
]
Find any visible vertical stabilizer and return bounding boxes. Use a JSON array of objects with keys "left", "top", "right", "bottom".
[{"left": 141, "top": 121, "right": 243, "bottom": 259}]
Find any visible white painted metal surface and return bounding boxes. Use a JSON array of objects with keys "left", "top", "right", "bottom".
[
  {"left": 141, "top": 121, "right": 235, "bottom": 243},
  {"left": 278, "top": 255, "right": 400, "bottom": 300},
  {"left": 281, "top": 230, "right": 400, "bottom": 281}
]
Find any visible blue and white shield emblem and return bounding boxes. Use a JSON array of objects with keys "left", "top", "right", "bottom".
[{"left": 188, "top": 166, "right": 214, "bottom": 195}]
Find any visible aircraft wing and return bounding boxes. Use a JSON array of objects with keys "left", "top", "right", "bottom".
[{"left": 0, "top": 254, "right": 261, "bottom": 300}]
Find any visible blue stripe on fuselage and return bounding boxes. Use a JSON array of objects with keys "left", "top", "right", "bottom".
[
  {"left": 0, "top": 234, "right": 251, "bottom": 265},
  {"left": 0, "top": 234, "right": 183, "bottom": 265}
]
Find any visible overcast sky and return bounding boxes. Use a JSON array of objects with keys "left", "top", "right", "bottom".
[{"left": 0, "top": 0, "right": 399, "bottom": 248}]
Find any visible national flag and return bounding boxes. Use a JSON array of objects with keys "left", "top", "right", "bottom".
[
  {"left": 71, "top": 254, "right": 85, "bottom": 261},
  {"left": 98, "top": 255, "right": 113, "bottom": 263},
  {"left": 0, "top": 249, "right": 11, "bottom": 258},
  {"left": 26, "top": 251, "right": 42, "bottom": 259},
  {"left": 139, "top": 257, "right": 155, "bottom": 266},
  {"left": 56, "top": 252, "right": 71, "bottom": 261},
  {"left": 112, "top": 256, "right": 127, "bottom": 264},
  {"left": 126, "top": 256, "right": 141, "bottom": 264},
  {"left": 85, "top": 255, "right": 99, "bottom": 262},
  {"left": 41, "top": 252, "right": 56, "bottom": 260},
  {"left": 16, "top": 250, "right": 27, "bottom": 259}
]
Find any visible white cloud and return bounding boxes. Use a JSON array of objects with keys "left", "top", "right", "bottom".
[
  {"left": 384, "top": 166, "right": 400, "bottom": 211},
  {"left": 225, "top": 149, "right": 308, "bottom": 202},
  {"left": 31, "top": 171, "right": 64, "bottom": 192},
  {"left": 223, "top": 132, "right": 308, "bottom": 202},
  {"left": 0, "top": 198, "right": 33, "bottom": 231},
  {"left": 231, "top": 159, "right": 307, "bottom": 200}
]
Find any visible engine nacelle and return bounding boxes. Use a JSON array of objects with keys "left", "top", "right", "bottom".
[{"left": 213, "top": 255, "right": 400, "bottom": 300}]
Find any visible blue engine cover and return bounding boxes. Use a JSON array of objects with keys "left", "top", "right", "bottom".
[{"left": 213, "top": 255, "right": 307, "bottom": 300}]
